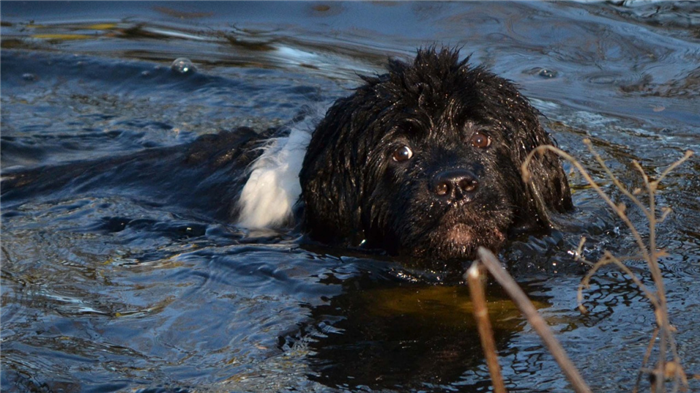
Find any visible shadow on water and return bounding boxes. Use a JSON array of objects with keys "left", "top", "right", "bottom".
[{"left": 2, "top": 1, "right": 700, "bottom": 392}]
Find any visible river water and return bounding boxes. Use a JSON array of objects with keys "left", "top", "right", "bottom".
[{"left": 1, "top": 2, "right": 699, "bottom": 392}]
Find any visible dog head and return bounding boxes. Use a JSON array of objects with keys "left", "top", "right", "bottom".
[{"left": 300, "top": 47, "right": 572, "bottom": 261}]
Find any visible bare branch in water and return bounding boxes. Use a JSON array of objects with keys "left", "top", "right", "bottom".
[
  {"left": 477, "top": 247, "right": 593, "bottom": 393},
  {"left": 466, "top": 262, "right": 506, "bottom": 393},
  {"left": 522, "top": 143, "right": 694, "bottom": 392}
]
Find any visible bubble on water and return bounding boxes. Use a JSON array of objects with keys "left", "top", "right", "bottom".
[
  {"left": 537, "top": 68, "right": 557, "bottom": 78},
  {"left": 524, "top": 67, "right": 558, "bottom": 79},
  {"left": 22, "top": 73, "right": 37, "bottom": 81},
  {"left": 171, "top": 57, "right": 196, "bottom": 74}
]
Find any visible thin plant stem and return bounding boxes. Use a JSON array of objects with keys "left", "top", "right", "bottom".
[
  {"left": 523, "top": 143, "right": 694, "bottom": 392},
  {"left": 522, "top": 142, "right": 652, "bottom": 269},
  {"left": 477, "top": 247, "right": 592, "bottom": 393},
  {"left": 577, "top": 251, "right": 659, "bottom": 314},
  {"left": 466, "top": 261, "right": 507, "bottom": 393},
  {"left": 634, "top": 328, "right": 659, "bottom": 393},
  {"left": 584, "top": 139, "right": 650, "bottom": 218}
]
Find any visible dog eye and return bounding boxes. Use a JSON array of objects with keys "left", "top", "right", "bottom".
[
  {"left": 470, "top": 133, "right": 491, "bottom": 149},
  {"left": 391, "top": 145, "right": 413, "bottom": 162}
]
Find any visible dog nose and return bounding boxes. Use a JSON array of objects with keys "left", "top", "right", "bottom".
[{"left": 431, "top": 169, "right": 479, "bottom": 200}]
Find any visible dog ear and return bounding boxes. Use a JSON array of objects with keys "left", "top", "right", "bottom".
[
  {"left": 299, "top": 58, "right": 414, "bottom": 247},
  {"left": 299, "top": 94, "right": 368, "bottom": 246},
  {"left": 508, "top": 100, "right": 573, "bottom": 229},
  {"left": 474, "top": 72, "right": 572, "bottom": 230}
]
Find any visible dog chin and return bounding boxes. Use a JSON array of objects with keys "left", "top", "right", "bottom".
[
  {"left": 445, "top": 223, "right": 474, "bottom": 244},
  {"left": 398, "top": 208, "right": 510, "bottom": 261},
  {"left": 441, "top": 226, "right": 506, "bottom": 260},
  {"left": 394, "top": 228, "right": 496, "bottom": 262},
  {"left": 445, "top": 204, "right": 510, "bottom": 249}
]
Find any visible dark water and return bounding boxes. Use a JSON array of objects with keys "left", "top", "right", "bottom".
[{"left": 2, "top": 2, "right": 699, "bottom": 392}]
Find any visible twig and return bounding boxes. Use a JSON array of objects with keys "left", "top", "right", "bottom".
[
  {"left": 633, "top": 328, "right": 659, "bottom": 393},
  {"left": 584, "top": 139, "right": 650, "bottom": 218},
  {"left": 466, "top": 261, "right": 507, "bottom": 393},
  {"left": 576, "top": 250, "right": 659, "bottom": 314},
  {"left": 477, "top": 247, "right": 592, "bottom": 393},
  {"left": 523, "top": 143, "right": 694, "bottom": 392},
  {"left": 521, "top": 142, "right": 652, "bottom": 270}
]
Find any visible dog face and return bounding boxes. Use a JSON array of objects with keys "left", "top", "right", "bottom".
[{"left": 300, "top": 48, "right": 572, "bottom": 261}]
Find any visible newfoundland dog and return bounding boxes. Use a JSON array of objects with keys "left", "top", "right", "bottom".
[{"left": 2, "top": 47, "right": 572, "bottom": 261}]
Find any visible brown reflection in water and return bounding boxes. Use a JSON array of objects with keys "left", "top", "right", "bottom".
[
  {"left": 288, "top": 274, "right": 550, "bottom": 391},
  {"left": 152, "top": 6, "right": 214, "bottom": 19}
]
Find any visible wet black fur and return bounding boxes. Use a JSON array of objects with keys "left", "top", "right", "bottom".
[
  {"left": 300, "top": 47, "right": 572, "bottom": 260},
  {"left": 2, "top": 127, "right": 269, "bottom": 221},
  {"left": 2, "top": 47, "right": 572, "bottom": 261}
]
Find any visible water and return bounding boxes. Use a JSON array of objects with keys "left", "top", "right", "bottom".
[{"left": 2, "top": 2, "right": 699, "bottom": 392}]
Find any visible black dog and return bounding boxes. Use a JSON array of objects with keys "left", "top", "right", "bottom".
[
  {"left": 2, "top": 47, "right": 572, "bottom": 261},
  {"left": 300, "top": 48, "right": 572, "bottom": 260}
]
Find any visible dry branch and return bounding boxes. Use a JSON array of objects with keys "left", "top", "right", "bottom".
[
  {"left": 522, "top": 142, "right": 694, "bottom": 392},
  {"left": 466, "top": 262, "right": 507, "bottom": 393},
  {"left": 477, "top": 247, "right": 593, "bottom": 393}
]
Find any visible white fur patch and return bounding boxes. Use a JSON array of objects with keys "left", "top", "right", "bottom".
[{"left": 236, "top": 115, "right": 318, "bottom": 228}]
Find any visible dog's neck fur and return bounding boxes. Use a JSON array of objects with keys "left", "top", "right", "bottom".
[{"left": 236, "top": 114, "right": 317, "bottom": 228}]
